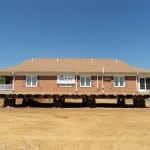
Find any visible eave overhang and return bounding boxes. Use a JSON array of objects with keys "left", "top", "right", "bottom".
[{"left": 0, "top": 71, "right": 149, "bottom": 76}]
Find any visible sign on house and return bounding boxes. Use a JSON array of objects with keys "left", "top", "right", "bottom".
[{"left": 57, "top": 75, "right": 75, "bottom": 84}]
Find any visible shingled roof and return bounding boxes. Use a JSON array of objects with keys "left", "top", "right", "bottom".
[{"left": 0, "top": 58, "right": 149, "bottom": 74}]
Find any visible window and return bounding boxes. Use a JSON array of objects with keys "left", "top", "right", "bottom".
[
  {"left": 139, "top": 77, "right": 150, "bottom": 91},
  {"left": 80, "top": 76, "right": 91, "bottom": 87},
  {"left": 140, "top": 78, "right": 145, "bottom": 90},
  {"left": 26, "top": 75, "right": 37, "bottom": 87},
  {"left": 0, "top": 77, "right": 5, "bottom": 84},
  {"left": 146, "top": 78, "right": 150, "bottom": 90},
  {"left": 114, "top": 76, "right": 125, "bottom": 87}
]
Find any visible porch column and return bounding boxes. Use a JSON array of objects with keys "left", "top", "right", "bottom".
[
  {"left": 75, "top": 72, "right": 78, "bottom": 93},
  {"left": 96, "top": 75, "right": 99, "bottom": 89},
  {"left": 102, "top": 68, "right": 105, "bottom": 94},
  {"left": 136, "top": 72, "right": 139, "bottom": 93},
  {"left": 12, "top": 75, "right": 15, "bottom": 91}
]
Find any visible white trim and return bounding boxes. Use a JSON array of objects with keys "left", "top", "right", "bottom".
[
  {"left": 102, "top": 68, "right": 105, "bottom": 93},
  {"left": 102, "top": 75, "right": 104, "bottom": 93},
  {"left": 138, "top": 77, "right": 146, "bottom": 91},
  {"left": 0, "top": 84, "right": 13, "bottom": 90},
  {"left": 136, "top": 73, "right": 138, "bottom": 92},
  {"left": 26, "top": 75, "right": 37, "bottom": 87},
  {"left": 80, "top": 75, "right": 91, "bottom": 87},
  {"left": 113, "top": 76, "right": 125, "bottom": 87},
  {"left": 138, "top": 76, "right": 150, "bottom": 92},
  {"left": 102, "top": 67, "right": 105, "bottom": 74},
  {"left": 75, "top": 73, "right": 78, "bottom": 92},
  {"left": 12, "top": 76, "right": 15, "bottom": 91},
  {"left": 96, "top": 75, "right": 99, "bottom": 89}
]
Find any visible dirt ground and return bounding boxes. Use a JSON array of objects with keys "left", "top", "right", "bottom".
[{"left": 0, "top": 99, "right": 150, "bottom": 150}]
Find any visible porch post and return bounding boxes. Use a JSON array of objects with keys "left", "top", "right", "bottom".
[
  {"left": 96, "top": 75, "right": 99, "bottom": 89},
  {"left": 75, "top": 72, "right": 78, "bottom": 93},
  {"left": 12, "top": 73, "right": 15, "bottom": 91},
  {"left": 136, "top": 72, "right": 139, "bottom": 93},
  {"left": 102, "top": 68, "right": 105, "bottom": 94}
]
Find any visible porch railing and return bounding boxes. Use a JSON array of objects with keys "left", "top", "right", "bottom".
[{"left": 0, "top": 84, "right": 13, "bottom": 90}]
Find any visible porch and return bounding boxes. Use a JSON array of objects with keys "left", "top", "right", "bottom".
[{"left": 0, "top": 76, "right": 13, "bottom": 91}]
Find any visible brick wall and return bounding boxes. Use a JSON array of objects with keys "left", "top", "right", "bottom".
[
  {"left": 14, "top": 75, "right": 137, "bottom": 94},
  {"left": 103, "top": 76, "right": 137, "bottom": 94}
]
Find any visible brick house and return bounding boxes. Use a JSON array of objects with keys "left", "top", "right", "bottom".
[{"left": 0, "top": 58, "right": 150, "bottom": 107}]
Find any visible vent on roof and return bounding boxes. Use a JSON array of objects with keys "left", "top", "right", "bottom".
[
  {"left": 32, "top": 58, "right": 34, "bottom": 62},
  {"left": 57, "top": 58, "right": 59, "bottom": 63},
  {"left": 115, "top": 58, "right": 118, "bottom": 64}
]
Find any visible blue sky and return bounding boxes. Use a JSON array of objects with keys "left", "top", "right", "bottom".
[{"left": 0, "top": 0, "right": 150, "bottom": 68}]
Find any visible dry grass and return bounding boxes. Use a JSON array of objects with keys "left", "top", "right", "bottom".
[{"left": 0, "top": 99, "right": 150, "bottom": 149}]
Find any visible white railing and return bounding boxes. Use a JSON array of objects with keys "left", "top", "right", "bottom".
[{"left": 0, "top": 84, "right": 13, "bottom": 91}]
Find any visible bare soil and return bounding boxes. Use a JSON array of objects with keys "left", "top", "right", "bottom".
[{"left": 0, "top": 99, "right": 150, "bottom": 150}]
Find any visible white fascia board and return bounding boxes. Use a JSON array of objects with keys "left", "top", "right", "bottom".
[
  {"left": 138, "top": 73, "right": 150, "bottom": 77},
  {"left": 104, "top": 72, "right": 138, "bottom": 76},
  {"left": 0, "top": 71, "right": 140, "bottom": 76}
]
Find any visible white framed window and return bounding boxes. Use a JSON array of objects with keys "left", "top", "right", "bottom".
[
  {"left": 80, "top": 76, "right": 91, "bottom": 87},
  {"left": 26, "top": 75, "right": 37, "bottom": 87},
  {"left": 114, "top": 76, "right": 125, "bottom": 87},
  {"left": 139, "top": 77, "right": 150, "bottom": 91},
  {"left": 139, "top": 78, "right": 145, "bottom": 91}
]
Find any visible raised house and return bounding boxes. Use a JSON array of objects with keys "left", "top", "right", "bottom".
[{"left": 0, "top": 58, "right": 150, "bottom": 107}]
